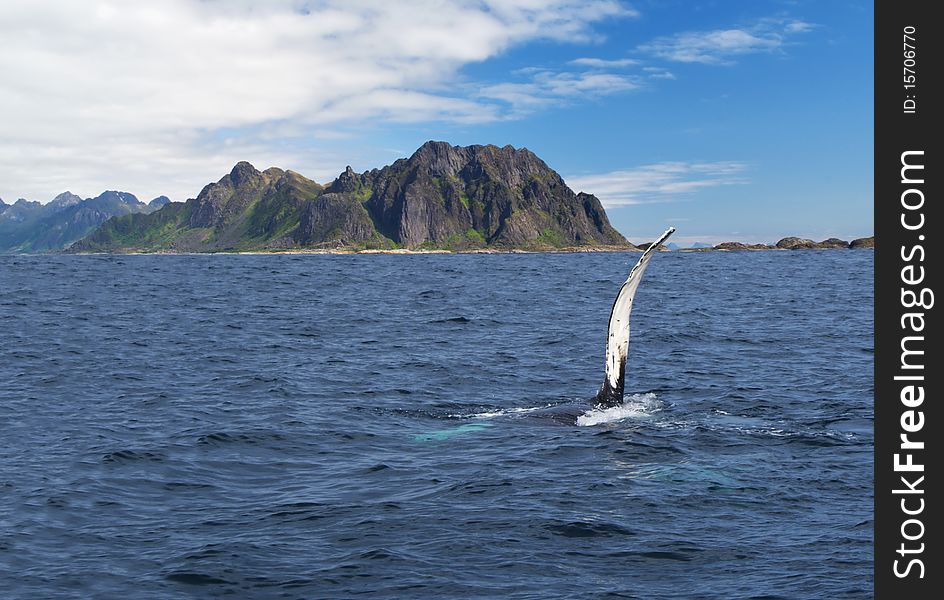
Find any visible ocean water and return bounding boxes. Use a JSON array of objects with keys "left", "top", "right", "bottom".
[{"left": 0, "top": 250, "right": 873, "bottom": 599}]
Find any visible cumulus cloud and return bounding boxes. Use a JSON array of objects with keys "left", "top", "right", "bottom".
[
  {"left": 565, "top": 161, "right": 748, "bottom": 207},
  {"left": 638, "top": 18, "right": 813, "bottom": 64},
  {"left": 0, "top": 0, "right": 629, "bottom": 202}
]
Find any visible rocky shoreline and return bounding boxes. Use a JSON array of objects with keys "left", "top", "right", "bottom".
[{"left": 64, "top": 236, "right": 874, "bottom": 256}]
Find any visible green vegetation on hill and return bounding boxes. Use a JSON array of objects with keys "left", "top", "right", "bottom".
[{"left": 70, "top": 141, "right": 629, "bottom": 253}]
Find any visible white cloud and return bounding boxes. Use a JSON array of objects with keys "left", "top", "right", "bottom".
[
  {"left": 566, "top": 161, "right": 748, "bottom": 207},
  {"left": 0, "top": 0, "right": 629, "bottom": 203},
  {"left": 569, "top": 57, "right": 639, "bottom": 68},
  {"left": 641, "top": 29, "right": 778, "bottom": 64},
  {"left": 784, "top": 20, "right": 816, "bottom": 34},
  {"left": 643, "top": 66, "right": 676, "bottom": 80},
  {"left": 638, "top": 18, "right": 813, "bottom": 65},
  {"left": 480, "top": 69, "right": 640, "bottom": 115}
]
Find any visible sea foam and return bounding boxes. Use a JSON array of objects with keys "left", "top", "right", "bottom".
[{"left": 576, "top": 393, "right": 662, "bottom": 426}]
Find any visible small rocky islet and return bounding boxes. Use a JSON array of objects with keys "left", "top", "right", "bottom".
[
  {"left": 635, "top": 236, "right": 873, "bottom": 253},
  {"left": 686, "top": 236, "right": 874, "bottom": 252}
]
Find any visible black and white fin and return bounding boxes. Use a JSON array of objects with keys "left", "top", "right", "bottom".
[{"left": 594, "top": 227, "right": 675, "bottom": 408}]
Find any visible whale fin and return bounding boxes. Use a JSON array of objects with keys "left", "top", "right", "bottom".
[{"left": 595, "top": 227, "right": 675, "bottom": 407}]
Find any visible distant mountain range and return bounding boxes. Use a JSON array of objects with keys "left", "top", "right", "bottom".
[{"left": 0, "top": 191, "right": 170, "bottom": 253}]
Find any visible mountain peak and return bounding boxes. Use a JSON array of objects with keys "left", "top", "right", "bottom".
[
  {"left": 229, "top": 161, "right": 261, "bottom": 186},
  {"left": 48, "top": 191, "right": 83, "bottom": 210},
  {"left": 416, "top": 140, "right": 453, "bottom": 152},
  {"left": 91, "top": 191, "right": 142, "bottom": 206},
  {"left": 363, "top": 141, "right": 622, "bottom": 248}
]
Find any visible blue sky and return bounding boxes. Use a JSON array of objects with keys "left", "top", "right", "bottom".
[{"left": 0, "top": 1, "right": 872, "bottom": 244}]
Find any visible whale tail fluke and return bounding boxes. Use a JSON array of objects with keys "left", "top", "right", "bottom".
[{"left": 594, "top": 227, "right": 675, "bottom": 408}]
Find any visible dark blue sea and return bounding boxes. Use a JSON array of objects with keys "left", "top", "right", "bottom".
[{"left": 0, "top": 250, "right": 873, "bottom": 599}]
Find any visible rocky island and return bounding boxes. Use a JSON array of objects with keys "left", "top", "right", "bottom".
[{"left": 70, "top": 141, "right": 628, "bottom": 253}]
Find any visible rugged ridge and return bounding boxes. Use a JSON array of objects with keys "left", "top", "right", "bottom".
[
  {"left": 71, "top": 141, "right": 628, "bottom": 253},
  {"left": 75, "top": 164, "right": 323, "bottom": 253}
]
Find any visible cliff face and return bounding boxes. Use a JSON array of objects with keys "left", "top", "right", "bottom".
[
  {"left": 295, "top": 192, "right": 378, "bottom": 247},
  {"left": 71, "top": 141, "right": 629, "bottom": 252},
  {"left": 355, "top": 141, "right": 624, "bottom": 248}
]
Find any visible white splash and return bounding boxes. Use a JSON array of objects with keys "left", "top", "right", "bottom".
[{"left": 577, "top": 393, "right": 662, "bottom": 426}]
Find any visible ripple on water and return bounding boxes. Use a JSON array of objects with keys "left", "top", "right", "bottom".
[{"left": 0, "top": 251, "right": 874, "bottom": 599}]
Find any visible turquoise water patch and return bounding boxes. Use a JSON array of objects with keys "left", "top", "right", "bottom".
[{"left": 413, "top": 422, "right": 494, "bottom": 442}]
